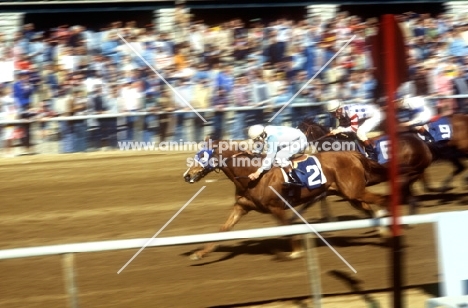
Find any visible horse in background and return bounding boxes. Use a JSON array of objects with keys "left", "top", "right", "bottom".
[
  {"left": 183, "top": 140, "right": 389, "bottom": 261},
  {"left": 425, "top": 113, "right": 468, "bottom": 191},
  {"left": 297, "top": 117, "right": 433, "bottom": 216}
]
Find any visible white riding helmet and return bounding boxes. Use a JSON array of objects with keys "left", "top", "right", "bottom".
[
  {"left": 402, "top": 96, "right": 425, "bottom": 109},
  {"left": 326, "top": 99, "right": 343, "bottom": 112},
  {"left": 248, "top": 124, "right": 265, "bottom": 140}
]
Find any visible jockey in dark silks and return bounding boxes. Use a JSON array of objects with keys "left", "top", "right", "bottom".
[{"left": 326, "top": 99, "right": 383, "bottom": 161}]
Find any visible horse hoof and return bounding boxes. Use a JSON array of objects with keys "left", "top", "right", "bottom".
[
  {"left": 437, "top": 186, "right": 454, "bottom": 193},
  {"left": 189, "top": 252, "right": 203, "bottom": 261},
  {"left": 378, "top": 227, "right": 391, "bottom": 238},
  {"left": 376, "top": 209, "right": 388, "bottom": 218},
  {"left": 424, "top": 187, "right": 436, "bottom": 193},
  {"left": 289, "top": 251, "right": 304, "bottom": 259},
  {"left": 274, "top": 251, "right": 303, "bottom": 261}
]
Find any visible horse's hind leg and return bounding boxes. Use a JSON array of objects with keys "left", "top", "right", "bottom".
[
  {"left": 439, "top": 156, "right": 465, "bottom": 192},
  {"left": 419, "top": 171, "right": 436, "bottom": 193},
  {"left": 359, "top": 190, "right": 388, "bottom": 214},
  {"left": 349, "top": 199, "right": 389, "bottom": 237},
  {"left": 190, "top": 203, "right": 248, "bottom": 261},
  {"left": 335, "top": 173, "right": 389, "bottom": 235}
]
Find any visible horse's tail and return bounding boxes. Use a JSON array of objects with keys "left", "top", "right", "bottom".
[{"left": 353, "top": 152, "right": 388, "bottom": 186}]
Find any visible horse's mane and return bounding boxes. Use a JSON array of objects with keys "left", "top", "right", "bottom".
[
  {"left": 209, "top": 140, "right": 267, "bottom": 161},
  {"left": 230, "top": 151, "right": 266, "bottom": 160},
  {"left": 297, "top": 116, "right": 330, "bottom": 134}
]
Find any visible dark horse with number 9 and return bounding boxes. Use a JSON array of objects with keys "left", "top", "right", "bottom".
[
  {"left": 426, "top": 113, "right": 468, "bottom": 191},
  {"left": 183, "top": 140, "right": 389, "bottom": 260}
]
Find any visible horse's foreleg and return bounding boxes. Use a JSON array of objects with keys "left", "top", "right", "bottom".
[
  {"left": 190, "top": 203, "right": 248, "bottom": 260},
  {"left": 320, "top": 196, "right": 336, "bottom": 222},
  {"left": 406, "top": 183, "right": 418, "bottom": 215},
  {"left": 290, "top": 192, "right": 328, "bottom": 224},
  {"left": 271, "top": 207, "right": 304, "bottom": 260}
]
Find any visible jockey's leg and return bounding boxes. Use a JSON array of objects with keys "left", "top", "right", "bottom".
[
  {"left": 276, "top": 148, "right": 301, "bottom": 186},
  {"left": 357, "top": 128, "right": 377, "bottom": 160},
  {"left": 415, "top": 124, "right": 435, "bottom": 143}
]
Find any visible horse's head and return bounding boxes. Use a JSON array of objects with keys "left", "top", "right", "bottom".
[
  {"left": 297, "top": 116, "right": 330, "bottom": 141},
  {"left": 183, "top": 147, "right": 217, "bottom": 183},
  {"left": 183, "top": 140, "right": 263, "bottom": 183}
]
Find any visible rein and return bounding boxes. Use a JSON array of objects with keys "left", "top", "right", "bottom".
[
  {"left": 312, "top": 133, "right": 334, "bottom": 142},
  {"left": 211, "top": 150, "right": 258, "bottom": 173}
]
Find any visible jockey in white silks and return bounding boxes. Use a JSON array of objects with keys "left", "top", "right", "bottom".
[
  {"left": 398, "top": 95, "right": 435, "bottom": 140},
  {"left": 326, "top": 99, "right": 384, "bottom": 160},
  {"left": 398, "top": 95, "right": 434, "bottom": 127},
  {"left": 247, "top": 124, "right": 308, "bottom": 184}
]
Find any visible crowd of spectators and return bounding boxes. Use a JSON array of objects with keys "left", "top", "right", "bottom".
[{"left": 1, "top": 6, "right": 468, "bottom": 156}]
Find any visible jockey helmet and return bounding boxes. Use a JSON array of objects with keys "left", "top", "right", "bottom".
[
  {"left": 326, "top": 99, "right": 343, "bottom": 112},
  {"left": 248, "top": 124, "right": 265, "bottom": 140}
]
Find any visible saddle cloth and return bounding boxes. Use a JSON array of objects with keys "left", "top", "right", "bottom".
[
  {"left": 427, "top": 117, "right": 452, "bottom": 142},
  {"left": 290, "top": 155, "right": 327, "bottom": 190}
]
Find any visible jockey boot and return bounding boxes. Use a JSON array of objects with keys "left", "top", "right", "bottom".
[
  {"left": 287, "top": 171, "right": 303, "bottom": 187},
  {"left": 282, "top": 166, "right": 303, "bottom": 188},
  {"left": 282, "top": 171, "right": 303, "bottom": 199},
  {"left": 419, "top": 128, "right": 435, "bottom": 143},
  {"left": 363, "top": 140, "right": 378, "bottom": 161}
]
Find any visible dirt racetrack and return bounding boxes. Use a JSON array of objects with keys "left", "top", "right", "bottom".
[{"left": 0, "top": 151, "right": 467, "bottom": 308}]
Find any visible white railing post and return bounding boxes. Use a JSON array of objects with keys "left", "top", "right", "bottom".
[
  {"left": 303, "top": 233, "right": 322, "bottom": 308},
  {"left": 62, "top": 253, "right": 79, "bottom": 308}
]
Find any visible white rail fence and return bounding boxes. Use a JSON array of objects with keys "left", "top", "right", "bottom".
[
  {"left": 1, "top": 211, "right": 464, "bottom": 308},
  {"left": 0, "top": 212, "right": 442, "bottom": 260}
]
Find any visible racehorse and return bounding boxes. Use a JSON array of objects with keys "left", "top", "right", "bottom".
[
  {"left": 183, "top": 140, "right": 389, "bottom": 261},
  {"left": 425, "top": 113, "right": 468, "bottom": 191},
  {"left": 297, "top": 117, "right": 433, "bottom": 216}
]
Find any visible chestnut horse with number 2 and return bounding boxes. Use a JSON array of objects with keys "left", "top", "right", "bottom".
[{"left": 183, "top": 140, "right": 389, "bottom": 261}]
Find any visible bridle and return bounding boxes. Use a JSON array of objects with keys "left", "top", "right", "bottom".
[{"left": 195, "top": 146, "right": 263, "bottom": 177}]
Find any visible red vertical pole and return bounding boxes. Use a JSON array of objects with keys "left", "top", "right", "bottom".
[{"left": 382, "top": 14, "right": 403, "bottom": 308}]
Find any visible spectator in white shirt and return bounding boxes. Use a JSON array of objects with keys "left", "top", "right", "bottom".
[
  {"left": 172, "top": 78, "right": 193, "bottom": 141},
  {"left": 120, "top": 79, "right": 143, "bottom": 141}
]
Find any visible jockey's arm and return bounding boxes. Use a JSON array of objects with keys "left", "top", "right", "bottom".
[
  {"left": 332, "top": 125, "right": 355, "bottom": 134},
  {"left": 332, "top": 110, "right": 358, "bottom": 134},
  {"left": 405, "top": 106, "right": 433, "bottom": 127},
  {"left": 258, "top": 137, "right": 279, "bottom": 173},
  {"left": 248, "top": 136, "right": 278, "bottom": 180}
]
